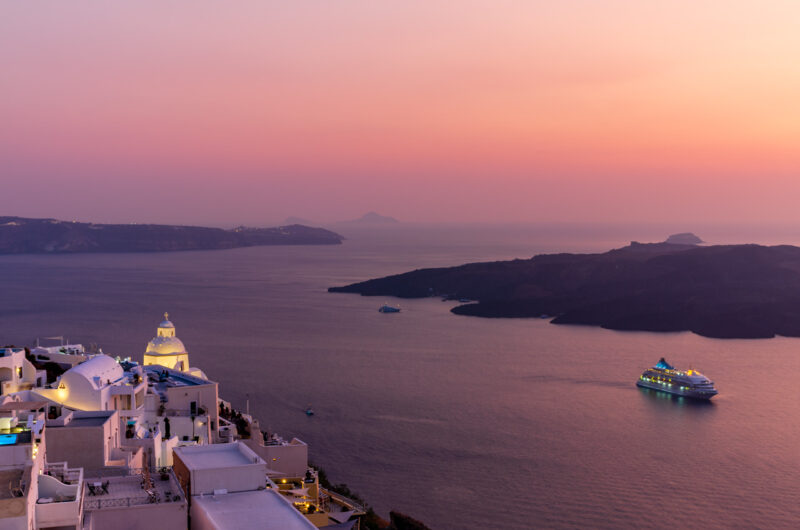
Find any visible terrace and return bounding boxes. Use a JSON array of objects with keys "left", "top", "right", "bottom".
[
  {"left": 145, "top": 366, "right": 208, "bottom": 389},
  {"left": 0, "top": 430, "right": 32, "bottom": 445},
  {"left": 83, "top": 468, "right": 184, "bottom": 510},
  {"left": 0, "top": 347, "right": 24, "bottom": 357},
  {"left": 0, "top": 469, "right": 24, "bottom": 500},
  {"left": 0, "top": 413, "right": 41, "bottom": 467},
  {"left": 35, "top": 462, "right": 84, "bottom": 529}
]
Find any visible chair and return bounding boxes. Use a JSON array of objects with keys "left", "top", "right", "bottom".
[
  {"left": 88, "top": 484, "right": 96, "bottom": 496},
  {"left": 101, "top": 481, "right": 109, "bottom": 494}
]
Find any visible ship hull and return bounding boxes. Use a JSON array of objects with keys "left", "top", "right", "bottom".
[{"left": 636, "top": 380, "right": 717, "bottom": 400}]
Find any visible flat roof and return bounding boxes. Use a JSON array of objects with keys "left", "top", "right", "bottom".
[
  {"left": 49, "top": 411, "right": 114, "bottom": 428},
  {"left": 0, "top": 430, "right": 32, "bottom": 446},
  {"left": 193, "top": 489, "right": 316, "bottom": 530},
  {"left": 144, "top": 365, "right": 210, "bottom": 387},
  {"left": 0, "top": 469, "right": 24, "bottom": 500},
  {"left": 175, "top": 444, "right": 259, "bottom": 470},
  {"left": 0, "top": 348, "right": 24, "bottom": 357},
  {"left": 65, "top": 416, "right": 110, "bottom": 427},
  {"left": 83, "top": 473, "right": 184, "bottom": 509},
  {"left": 0, "top": 401, "right": 48, "bottom": 411}
]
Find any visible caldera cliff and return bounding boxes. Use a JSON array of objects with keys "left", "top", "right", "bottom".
[
  {"left": 329, "top": 240, "right": 800, "bottom": 339},
  {"left": 0, "top": 216, "right": 344, "bottom": 254}
]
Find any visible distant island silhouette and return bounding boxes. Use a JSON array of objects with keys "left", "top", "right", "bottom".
[
  {"left": 284, "top": 216, "right": 313, "bottom": 225},
  {"left": 344, "top": 212, "right": 399, "bottom": 224},
  {"left": 0, "top": 216, "right": 344, "bottom": 254},
  {"left": 330, "top": 236, "right": 800, "bottom": 339},
  {"left": 664, "top": 232, "right": 703, "bottom": 245}
]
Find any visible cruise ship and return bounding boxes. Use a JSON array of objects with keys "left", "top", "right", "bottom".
[{"left": 636, "top": 358, "right": 718, "bottom": 399}]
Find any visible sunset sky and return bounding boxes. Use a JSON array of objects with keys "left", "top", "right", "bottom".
[{"left": 2, "top": 1, "right": 800, "bottom": 226}]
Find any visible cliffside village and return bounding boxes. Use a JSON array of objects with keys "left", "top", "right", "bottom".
[{"left": 0, "top": 314, "right": 365, "bottom": 529}]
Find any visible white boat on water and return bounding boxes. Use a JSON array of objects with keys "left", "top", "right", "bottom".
[{"left": 636, "top": 358, "right": 718, "bottom": 399}]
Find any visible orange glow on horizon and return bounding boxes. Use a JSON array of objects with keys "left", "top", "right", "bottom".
[{"left": 2, "top": 1, "right": 800, "bottom": 225}]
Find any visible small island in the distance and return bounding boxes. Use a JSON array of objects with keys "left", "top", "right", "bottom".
[
  {"left": 343, "top": 211, "right": 399, "bottom": 224},
  {"left": 330, "top": 234, "right": 800, "bottom": 339},
  {"left": 664, "top": 232, "right": 704, "bottom": 245},
  {"left": 0, "top": 216, "right": 344, "bottom": 254}
]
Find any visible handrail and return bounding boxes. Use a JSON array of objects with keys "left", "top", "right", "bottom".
[{"left": 323, "top": 489, "right": 366, "bottom": 514}]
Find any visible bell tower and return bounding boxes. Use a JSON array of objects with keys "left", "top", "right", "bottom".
[{"left": 158, "top": 312, "right": 176, "bottom": 338}]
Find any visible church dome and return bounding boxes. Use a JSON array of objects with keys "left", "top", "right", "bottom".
[
  {"left": 146, "top": 336, "right": 187, "bottom": 355},
  {"left": 145, "top": 312, "right": 187, "bottom": 355}
]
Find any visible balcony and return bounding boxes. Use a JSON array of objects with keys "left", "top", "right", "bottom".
[{"left": 36, "top": 462, "right": 84, "bottom": 529}]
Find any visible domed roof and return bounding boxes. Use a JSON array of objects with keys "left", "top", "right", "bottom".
[
  {"left": 146, "top": 336, "right": 187, "bottom": 355},
  {"left": 63, "top": 354, "right": 124, "bottom": 390},
  {"left": 146, "top": 312, "right": 187, "bottom": 355},
  {"left": 159, "top": 312, "right": 175, "bottom": 329}
]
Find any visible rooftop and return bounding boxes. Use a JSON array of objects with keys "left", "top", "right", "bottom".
[
  {"left": 193, "top": 489, "right": 316, "bottom": 530},
  {"left": 0, "top": 430, "right": 32, "bottom": 446},
  {"left": 174, "top": 443, "right": 260, "bottom": 471},
  {"left": 0, "top": 401, "right": 48, "bottom": 412},
  {"left": 47, "top": 411, "right": 115, "bottom": 429},
  {"left": 144, "top": 365, "right": 209, "bottom": 388},
  {"left": 83, "top": 472, "right": 184, "bottom": 511},
  {"left": 0, "top": 469, "right": 24, "bottom": 500},
  {"left": 62, "top": 416, "right": 110, "bottom": 428}
]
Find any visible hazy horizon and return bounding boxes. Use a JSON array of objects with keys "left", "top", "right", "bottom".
[{"left": 3, "top": 2, "right": 800, "bottom": 227}]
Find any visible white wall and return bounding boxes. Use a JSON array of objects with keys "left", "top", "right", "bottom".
[
  {"left": 245, "top": 438, "right": 309, "bottom": 478},
  {"left": 190, "top": 463, "right": 267, "bottom": 496},
  {"left": 84, "top": 499, "right": 187, "bottom": 530}
]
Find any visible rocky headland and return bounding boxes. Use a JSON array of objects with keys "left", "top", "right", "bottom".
[
  {"left": 344, "top": 212, "right": 399, "bottom": 224},
  {"left": 330, "top": 237, "right": 800, "bottom": 339}
]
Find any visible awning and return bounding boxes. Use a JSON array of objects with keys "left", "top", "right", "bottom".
[
  {"left": 328, "top": 510, "right": 355, "bottom": 524},
  {"left": 322, "top": 520, "right": 357, "bottom": 530}
]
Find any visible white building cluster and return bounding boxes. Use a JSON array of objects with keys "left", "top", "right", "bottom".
[{"left": 0, "top": 316, "right": 364, "bottom": 530}]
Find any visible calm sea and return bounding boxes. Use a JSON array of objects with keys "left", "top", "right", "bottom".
[{"left": 1, "top": 223, "right": 799, "bottom": 529}]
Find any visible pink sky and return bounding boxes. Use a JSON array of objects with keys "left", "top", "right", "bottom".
[{"left": 2, "top": 1, "right": 800, "bottom": 226}]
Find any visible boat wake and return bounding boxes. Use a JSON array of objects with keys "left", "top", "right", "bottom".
[{"left": 371, "top": 414, "right": 444, "bottom": 425}]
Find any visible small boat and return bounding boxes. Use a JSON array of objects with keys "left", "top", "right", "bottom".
[
  {"left": 304, "top": 406, "right": 314, "bottom": 416},
  {"left": 458, "top": 298, "right": 471, "bottom": 303},
  {"left": 378, "top": 304, "right": 401, "bottom": 313}
]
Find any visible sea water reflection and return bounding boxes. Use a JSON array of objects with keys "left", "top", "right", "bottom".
[{"left": 0, "top": 226, "right": 798, "bottom": 528}]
